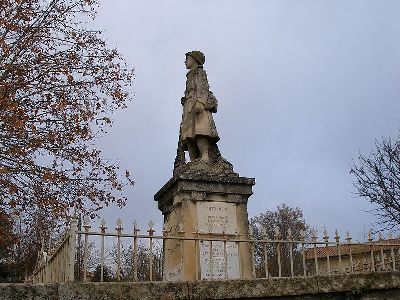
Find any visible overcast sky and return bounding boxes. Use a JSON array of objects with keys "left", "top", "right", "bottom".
[{"left": 88, "top": 0, "right": 400, "bottom": 241}]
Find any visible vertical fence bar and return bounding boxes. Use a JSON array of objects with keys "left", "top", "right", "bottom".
[
  {"left": 262, "top": 228, "right": 269, "bottom": 278},
  {"left": 335, "top": 230, "right": 342, "bottom": 274},
  {"left": 311, "top": 229, "right": 318, "bottom": 276},
  {"left": 148, "top": 221, "right": 155, "bottom": 281},
  {"left": 133, "top": 221, "right": 139, "bottom": 281},
  {"left": 223, "top": 238, "right": 228, "bottom": 279},
  {"left": 209, "top": 240, "right": 214, "bottom": 280},
  {"left": 300, "top": 230, "right": 306, "bottom": 277},
  {"left": 274, "top": 227, "right": 282, "bottom": 278},
  {"left": 178, "top": 222, "right": 184, "bottom": 280},
  {"left": 191, "top": 227, "right": 199, "bottom": 280},
  {"left": 346, "top": 231, "right": 353, "bottom": 273},
  {"left": 100, "top": 218, "right": 107, "bottom": 282},
  {"left": 221, "top": 225, "right": 228, "bottom": 280},
  {"left": 391, "top": 246, "right": 396, "bottom": 271},
  {"left": 83, "top": 217, "right": 90, "bottom": 282},
  {"left": 235, "top": 229, "right": 242, "bottom": 279},
  {"left": 323, "top": 229, "right": 331, "bottom": 275},
  {"left": 116, "top": 219, "right": 123, "bottom": 281},
  {"left": 380, "top": 246, "right": 385, "bottom": 271},
  {"left": 249, "top": 226, "right": 256, "bottom": 278},
  {"left": 368, "top": 230, "right": 375, "bottom": 272},
  {"left": 277, "top": 242, "right": 282, "bottom": 278},
  {"left": 288, "top": 229, "right": 294, "bottom": 277},
  {"left": 67, "top": 213, "right": 78, "bottom": 282}
]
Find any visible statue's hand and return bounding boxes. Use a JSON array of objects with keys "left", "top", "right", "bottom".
[{"left": 194, "top": 102, "right": 205, "bottom": 114}]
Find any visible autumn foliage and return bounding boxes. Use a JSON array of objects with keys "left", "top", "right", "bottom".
[{"left": 0, "top": 0, "right": 134, "bottom": 221}]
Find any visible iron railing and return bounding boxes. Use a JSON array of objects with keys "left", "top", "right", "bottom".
[{"left": 32, "top": 216, "right": 400, "bottom": 283}]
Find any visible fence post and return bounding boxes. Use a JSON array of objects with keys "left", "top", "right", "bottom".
[
  {"left": 148, "top": 220, "right": 155, "bottom": 281},
  {"left": 346, "top": 231, "right": 353, "bottom": 273},
  {"left": 274, "top": 226, "right": 282, "bottom": 278},
  {"left": 368, "top": 230, "right": 375, "bottom": 272},
  {"left": 100, "top": 218, "right": 107, "bottom": 282},
  {"left": 133, "top": 221, "right": 139, "bottom": 281},
  {"left": 312, "top": 229, "right": 319, "bottom": 276},
  {"left": 249, "top": 226, "right": 256, "bottom": 278},
  {"left": 67, "top": 213, "right": 78, "bottom": 282},
  {"left": 323, "top": 229, "right": 331, "bottom": 275},
  {"left": 335, "top": 230, "right": 342, "bottom": 274},
  {"left": 116, "top": 218, "right": 123, "bottom": 281},
  {"left": 300, "top": 229, "right": 306, "bottom": 277}
]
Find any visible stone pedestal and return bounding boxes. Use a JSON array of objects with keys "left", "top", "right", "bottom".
[{"left": 154, "top": 172, "right": 255, "bottom": 281}]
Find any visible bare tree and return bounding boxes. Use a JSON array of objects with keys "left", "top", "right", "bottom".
[
  {"left": 250, "top": 204, "right": 310, "bottom": 277},
  {"left": 351, "top": 134, "right": 400, "bottom": 228}
]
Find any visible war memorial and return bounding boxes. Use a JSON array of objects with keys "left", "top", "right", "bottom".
[
  {"left": 1, "top": 51, "right": 400, "bottom": 299},
  {"left": 155, "top": 50, "right": 255, "bottom": 281}
]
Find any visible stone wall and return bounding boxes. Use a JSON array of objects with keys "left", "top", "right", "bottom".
[{"left": 1, "top": 272, "right": 400, "bottom": 300}]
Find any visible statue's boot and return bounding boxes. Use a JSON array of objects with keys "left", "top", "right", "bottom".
[
  {"left": 187, "top": 141, "right": 199, "bottom": 162},
  {"left": 197, "top": 137, "right": 210, "bottom": 162}
]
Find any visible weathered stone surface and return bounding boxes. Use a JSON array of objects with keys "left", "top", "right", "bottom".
[
  {"left": 1, "top": 273, "right": 400, "bottom": 299},
  {"left": 57, "top": 282, "right": 189, "bottom": 300},
  {"left": 189, "top": 277, "right": 319, "bottom": 299},
  {"left": 156, "top": 173, "right": 255, "bottom": 281},
  {"left": 317, "top": 272, "right": 400, "bottom": 293},
  {"left": 154, "top": 173, "right": 255, "bottom": 214},
  {"left": 0, "top": 283, "right": 58, "bottom": 300}
]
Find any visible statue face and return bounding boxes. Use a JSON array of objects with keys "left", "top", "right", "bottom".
[{"left": 185, "top": 55, "right": 197, "bottom": 70}]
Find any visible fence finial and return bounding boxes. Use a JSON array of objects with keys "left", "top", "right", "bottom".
[
  {"left": 311, "top": 228, "right": 317, "bottom": 242},
  {"left": 345, "top": 230, "right": 352, "bottom": 243},
  {"left": 334, "top": 229, "right": 340, "bottom": 243},
  {"left": 178, "top": 222, "right": 184, "bottom": 234},
  {"left": 83, "top": 216, "right": 91, "bottom": 232},
  {"left": 234, "top": 228, "right": 240, "bottom": 237},
  {"left": 100, "top": 218, "right": 107, "bottom": 234},
  {"left": 287, "top": 228, "right": 293, "bottom": 240},
  {"left": 116, "top": 218, "right": 123, "bottom": 234},
  {"left": 261, "top": 227, "right": 267, "bottom": 239},
  {"left": 300, "top": 229, "right": 305, "bottom": 241},
  {"left": 72, "top": 202, "right": 77, "bottom": 218},
  {"left": 148, "top": 220, "right": 155, "bottom": 236},
  {"left": 249, "top": 225, "right": 254, "bottom": 236},
  {"left": 323, "top": 228, "right": 329, "bottom": 243},
  {"left": 368, "top": 229, "right": 373, "bottom": 242},
  {"left": 274, "top": 226, "right": 280, "bottom": 239},
  {"left": 133, "top": 220, "right": 139, "bottom": 233}
]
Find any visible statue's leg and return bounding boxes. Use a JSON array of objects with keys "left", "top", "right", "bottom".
[
  {"left": 187, "top": 140, "right": 199, "bottom": 162},
  {"left": 197, "top": 137, "right": 210, "bottom": 162}
]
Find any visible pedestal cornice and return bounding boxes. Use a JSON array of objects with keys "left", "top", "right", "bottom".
[{"left": 154, "top": 173, "right": 255, "bottom": 214}]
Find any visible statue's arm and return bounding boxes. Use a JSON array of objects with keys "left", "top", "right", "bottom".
[
  {"left": 194, "top": 69, "right": 218, "bottom": 113},
  {"left": 195, "top": 69, "right": 209, "bottom": 100},
  {"left": 193, "top": 69, "right": 210, "bottom": 112}
]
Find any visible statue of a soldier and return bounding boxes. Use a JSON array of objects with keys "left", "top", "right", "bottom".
[{"left": 180, "top": 51, "right": 219, "bottom": 162}]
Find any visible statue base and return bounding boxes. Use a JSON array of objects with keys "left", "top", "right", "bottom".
[{"left": 154, "top": 168, "right": 255, "bottom": 281}]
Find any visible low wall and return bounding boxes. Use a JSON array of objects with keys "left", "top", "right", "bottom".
[{"left": 1, "top": 272, "right": 400, "bottom": 300}]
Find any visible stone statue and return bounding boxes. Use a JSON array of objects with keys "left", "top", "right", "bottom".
[
  {"left": 174, "top": 51, "right": 236, "bottom": 177},
  {"left": 180, "top": 51, "right": 218, "bottom": 162}
]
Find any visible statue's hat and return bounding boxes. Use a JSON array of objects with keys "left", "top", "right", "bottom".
[{"left": 186, "top": 51, "right": 205, "bottom": 65}]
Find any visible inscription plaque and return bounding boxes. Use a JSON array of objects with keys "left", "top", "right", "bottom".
[
  {"left": 199, "top": 241, "right": 240, "bottom": 279},
  {"left": 197, "top": 202, "right": 237, "bottom": 234},
  {"left": 197, "top": 201, "right": 240, "bottom": 279}
]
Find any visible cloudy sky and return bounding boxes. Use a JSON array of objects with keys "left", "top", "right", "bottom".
[{"left": 89, "top": 0, "right": 400, "bottom": 241}]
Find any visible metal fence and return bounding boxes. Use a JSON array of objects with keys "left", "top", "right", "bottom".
[{"left": 32, "top": 215, "right": 400, "bottom": 283}]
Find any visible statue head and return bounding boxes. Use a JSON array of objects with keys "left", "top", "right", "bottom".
[{"left": 185, "top": 51, "right": 205, "bottom": 67}]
